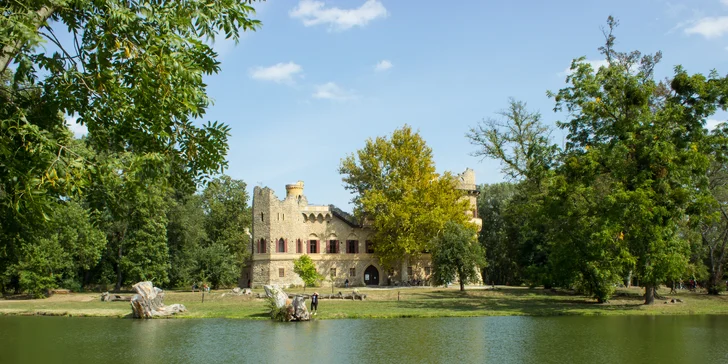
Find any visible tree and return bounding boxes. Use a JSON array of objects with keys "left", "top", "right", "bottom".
[
  {"left": 189, "top": 242, "right": 240, "bottom": 289},
  {"left": 2, "top": 0, "right": 262, "bottom": 212},
  {"left": 696, "top": 128, "right": 728, "bottom": 294},
  {"left": 293, "top": 255, "right": 322, "bottom": 291},
  {"left": 86, "top": 152, "right": 172, "bottom": 290},
  {"left": 477, "top": 182, "right": 519, "bottom": 285},
  {"left": 1, "top": 0, "right": 264, "bottom": 295},
  {"left": 431, "top": 221, "right": 485, "bottom": 291},
  {"left": 549, "top": 17, "right": 725, "bottom": 304},
  {"left": 467, "top": 100, "right": 558, "bottom": 288},
  {"left": 166, "top": 194, "right": 208, "bottom": 288},
  {"left": 467, "top": 98, "right": 559, "bottom": 181},
  {"left": 339, "top": 125, "right": 469, "bottom": 273},
  {"left": 201, "top": 176, "right": 252, "bottom": 284}
]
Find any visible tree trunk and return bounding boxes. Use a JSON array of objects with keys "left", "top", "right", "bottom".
[
  {"left": 708, "top": 269, "right": 723, "bottom": 295},
  {"left": 1, "top": 5, "right": 55, "bottom": 74},
  {"left": 115, "top": 243, "right": 123, "bottom": 292},
  {"left": 458, "top": 269, "right": 465, "bottom": 291},
  {"left": 644, "top": 284, "right": 655, "bottom": 305}
]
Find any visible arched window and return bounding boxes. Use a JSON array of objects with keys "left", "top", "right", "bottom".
[
  {"left": 278, "top": 238, "right": 286, "bottom": 253},
  {"left": 259, "top": 238, "right": 266, "bottom": 254}
]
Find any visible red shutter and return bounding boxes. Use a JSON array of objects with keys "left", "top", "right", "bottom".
[
  {"left": 326, "top": 240, "right": 330, "bottom": 253},
  {"left": 307, "top": 240, "right": 310, "bottom": 254},
  {"left": 336, "top": 240, "right": 340, "bottom": 253}
]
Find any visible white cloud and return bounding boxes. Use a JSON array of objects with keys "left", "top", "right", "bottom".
[
  {"left": 722, "top": 0, "right": 728, "bottom": 6},
  {"left": 374, "top": 60, "right": 393, "bottom": 72},
  {"left": 706, "top": 119, "right": 724, "bottom": 130},
  {"left": 685, "top": 16, "right": 728, "bottom": 38},
  {"left": 559, "top": 59, "right": 609, "bottom": 76},
  {"left": 312, "top": 82, "right": 355, "bottom": 100},
  {"left": 250, "top": 62, "right": 303, "bottom": 84},
  {"left": 289, "top": 0, "right": 388, "bottom": 31},
  {"left": 65, "top": 115, "right": 87, "bottom": 138}
]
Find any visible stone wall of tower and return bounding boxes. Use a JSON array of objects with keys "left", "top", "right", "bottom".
[{"left": 456, "top": 168, "right": 482, "bottom": 230}]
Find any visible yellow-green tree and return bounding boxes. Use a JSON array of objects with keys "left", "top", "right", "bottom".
[
  {"left": 339, "top": 125, "right": 469, "bottom": 270},
  {"left": 293, "top": 255, "right": 322, "bottom": 291}
]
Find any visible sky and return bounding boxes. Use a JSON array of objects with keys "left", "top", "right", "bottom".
[{"left": 70, "top": 0, "right": 728, "bottom": 211}]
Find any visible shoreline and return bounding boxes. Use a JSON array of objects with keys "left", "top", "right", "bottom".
[{"left": 1, "top": 286, "right": 727, "bottom": 320}]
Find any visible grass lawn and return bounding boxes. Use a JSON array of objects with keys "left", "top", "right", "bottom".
[{"left": 1, "top": 286, "right": 727, "bottom": 319}]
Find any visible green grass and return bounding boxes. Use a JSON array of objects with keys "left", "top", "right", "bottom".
[{"left": 1, "top": 286, "right": 727, "bottom": 319}]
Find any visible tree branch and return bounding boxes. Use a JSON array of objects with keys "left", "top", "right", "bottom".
[{"left": 1, "top": 5, "right": 56, "bottom": 74}]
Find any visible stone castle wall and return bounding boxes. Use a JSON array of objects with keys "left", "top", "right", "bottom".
[{"left": 247, "top": 169, "right": 482, "bottom": 288}]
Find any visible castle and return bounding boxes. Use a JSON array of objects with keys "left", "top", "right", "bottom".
[{"left": 244, "top": 169, "right": 481, "bottom": 288}]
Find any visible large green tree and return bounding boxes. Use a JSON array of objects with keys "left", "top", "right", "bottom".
[
  {"left": 339, "top": 125, "right": 469, "bottom": 273},
  {"left": 1, "top": 0, "right": 263, "bottom": 294},
  {"left": 2, "top": 0, "right": 262, "bottom": 211},
  {"left": 549, "top": 17, "right": 725, "bottom": 304},
  {"left": 430, "top": 221, "right": 485, "bottom": 291}
]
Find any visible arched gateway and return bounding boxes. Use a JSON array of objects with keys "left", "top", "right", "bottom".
[{"left": 364, "top": 265, "right": 379, "bottom": 286}]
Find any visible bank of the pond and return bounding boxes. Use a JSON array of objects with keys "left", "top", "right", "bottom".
[{"left": 1, "top": 286, "right": 727, "bottom": 319}]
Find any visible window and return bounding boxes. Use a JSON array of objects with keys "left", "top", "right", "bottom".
[
  {"left": 260, "top": 212, "right": 264, "bottom": 222},
  {"left": 279, "top": 268, "right": 285, "bottom": 277},
  {"left": 277, "top": 238, "right": 286, "bottom": 253},
  {"left": 407, "top": 266, "right": 413, "bottom": 277},
  {"left": 296, "top": 239, "right": 302, "bottom": 253},
  {"left": 330, "top": 268, "right": 336, "bottom": 277},
  {"left": 259, "top": 238, "right": 266, "bottom": 254},
  {"left": 350, "top": 268, "right": 356, "bottom": 277},
  {"left": 328, "top": 240, "right": 339, "bottom": 253},
  {"left": 347, "top": 240, "right": 359, "bottom": 254},
  {"left": 365, "top": 240, "right": 374, "bottom": 253},
  {"left": 425, "top": 266, "right": 431, "bottom": 276},
  {"left": 309, "top": 240, "right": 318, "bottom": 254}
]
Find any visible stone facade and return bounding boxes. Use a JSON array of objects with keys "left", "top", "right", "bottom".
[{"left": 244, "top": 169, "right": 482, "bottom": 288}]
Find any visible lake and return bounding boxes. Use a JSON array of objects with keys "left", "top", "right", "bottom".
[{"left": 1, "top": 315, "right": 727, "bottom": 363}]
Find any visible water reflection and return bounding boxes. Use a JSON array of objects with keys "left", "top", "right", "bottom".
[{"left": 1, "top": 315, "right": 727, "bottom": 363}]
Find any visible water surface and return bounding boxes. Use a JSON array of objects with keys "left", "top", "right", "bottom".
[{"left": 1, "top": 315, "right": 726, "bottom": 363}]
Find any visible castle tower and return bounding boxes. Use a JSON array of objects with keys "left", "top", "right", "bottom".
[
  {"left": 456, "top": 168, "right": 482, "bottom": 231},
  {"left": 285, "top": 181, "right": 304, "bottom": 200}
]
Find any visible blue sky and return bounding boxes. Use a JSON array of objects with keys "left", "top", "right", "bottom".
[{"left": 67, "top": 0, "right": 728, "bottom": 210}]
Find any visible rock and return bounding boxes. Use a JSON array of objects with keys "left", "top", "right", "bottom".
[
  {"left": 263, "top": 285, "right": 310, "bottom": 322},
  {"left": 264, "top": 285, "right": 289, "bottom": 308},
  {"left": 130, "top": 281, "right": 186, "bottom": 319},
  {"left": 101, "top": 292, "right": 133, "bottom": 302},
  {"left": 242, "top": 288, "right": 252, "bottom": 295},
  {"left": 223, "top": 287, "right": 247, "bottom": 298},
  {"left": 676, "top": 298, "right": 684, "bottom": 303}
]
